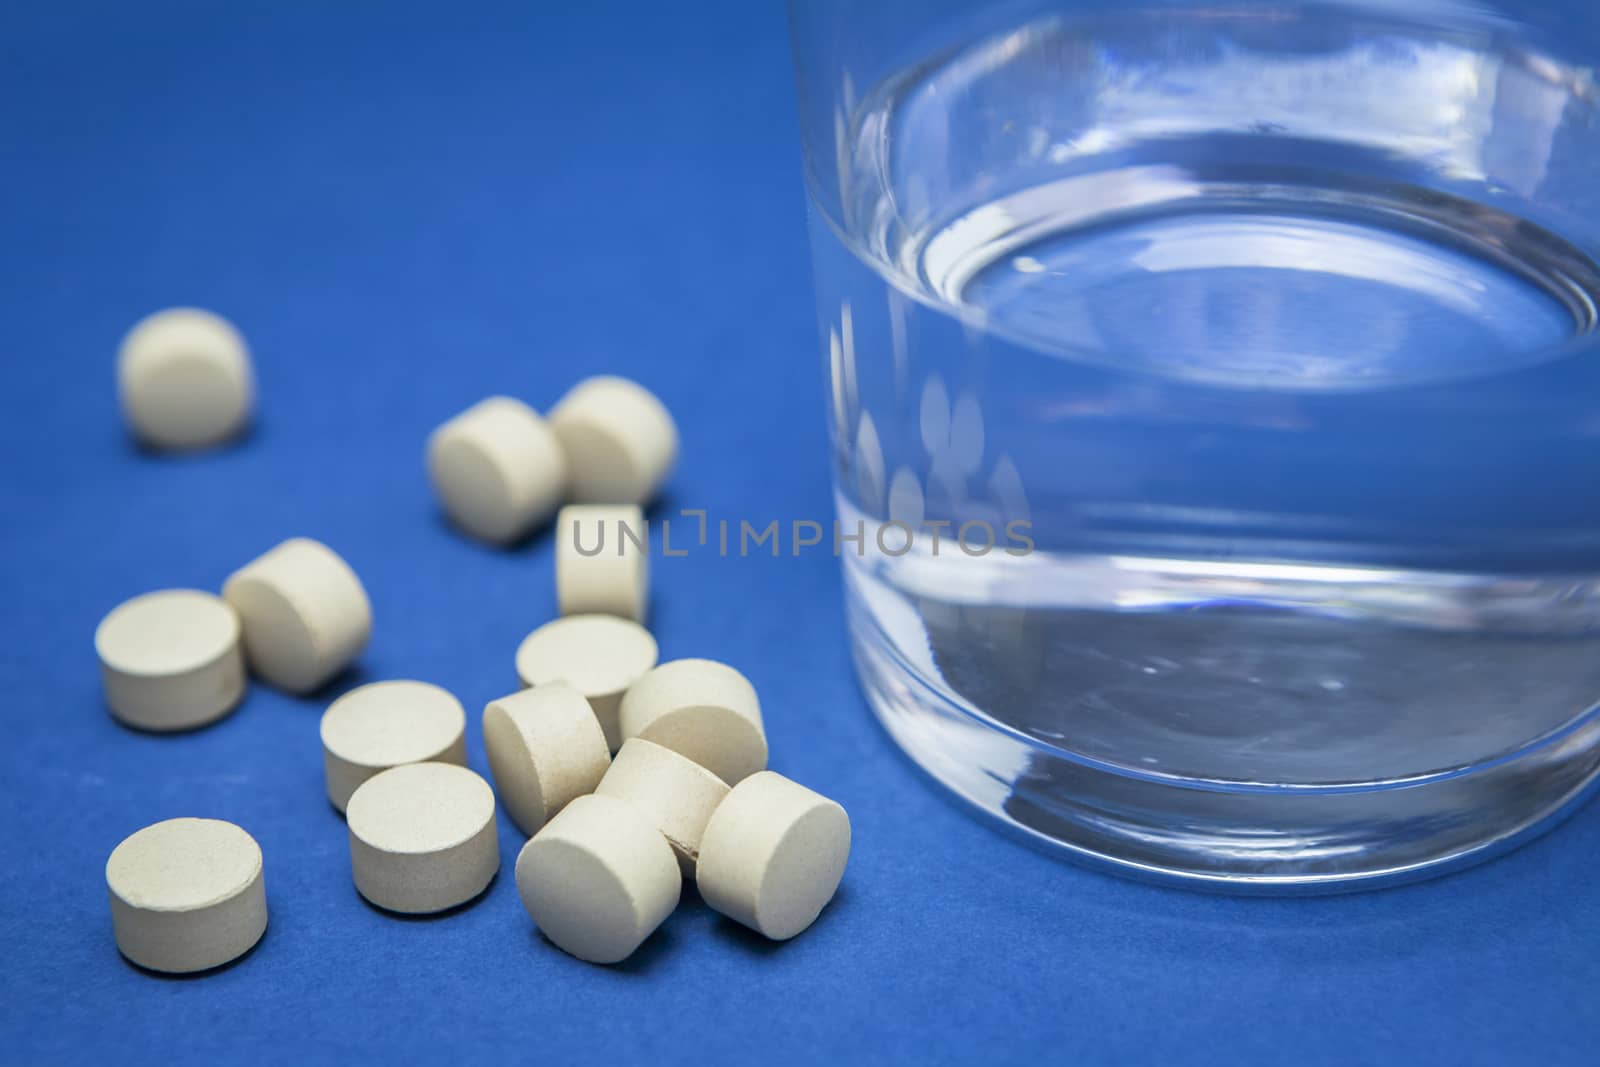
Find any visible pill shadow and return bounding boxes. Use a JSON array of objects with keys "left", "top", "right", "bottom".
[
  {"left": 641, "top": 491, "right": 680, "bottom": 524},
  {"left": 609, "top": 922, "right": 678, "bottom": 974},
  {"left": 126, "top": 421, "right": 257, "bottom": 459},
  {"left": 429, "top": 485, "right": 686, "bottom": 557},
  {"left": 529, "top": 919, "right": 680, "bottom": 976},
  {"left": 429, "top": 509, "right": 535, "bottom": 554},
  {"left": 105, "top": 689, "right": 254, "bottom": 738},
  {"left": 520, "top": 877, "right": 695, "bottom": 973},
  {"left": 704, "top": 884, "right": 854, "bottom": 956},
  {"left": 298, "top": 663, "right": 374, "bottom": 707},
  {"left": 356, "top": 870, "right": 500, "bottom": 922},
  {"left": 108, "top": 709, "right": 240, "bottom": 739},
  {"left": 117, "top": 925, "right": 268, "bottom": 980},
  {"left": 430, "top": 501, "right": 590, "bottom": 556}
]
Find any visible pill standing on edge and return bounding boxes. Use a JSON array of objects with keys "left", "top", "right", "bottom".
[
  {"left": 222, "top": 537, "right": 372, "bottom": 693},
  {"left": 618, "top": 658, "right": 767, "bottom": 785},
  {"left": 426, "top": 396, "right": 568, "bottom": 545},
  {"left": 548, "top": 375, "right": 678, "bottom": 506},
  {"left": 483, "top": 682, "right": 611, "bottom": 836},
  {"left": 514, "top": 614, "right": 658, "bottom": 751},
  {"left": 95, "top": 589, "right": 246, "bottom": 732},
  {"left": 106, "top": 818, "right": 267, "bottom": 973},
  {"left": 320, "top": 680, "right": 468, "bottom": 812},
  {"left": 345, "top": 762, "right": 499, "bottom": 915},
  {"left": 117, "top": 308, "right": 255, "bottom": 451},
  {"left": 554, "top": 505, "right": 649, "bottom": 622},
  {"left": 515, "top": 793, "right": 681, "bottom": 965},
  {"left": 696, "top": 771, "right": 851, "bottom": 941},
  {"left": 596, "top": 738, "right": 730, "bottom": 876}
]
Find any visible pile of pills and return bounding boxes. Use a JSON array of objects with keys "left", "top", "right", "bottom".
[
  {"left": 498, "top": 648, "right": 848, "bottom": 963},
  {"left": 514, "top": 614, "right": 658, "bottom": 751},
  {"left": 100, "top": 309, "right": 850, "bottom": 972}
]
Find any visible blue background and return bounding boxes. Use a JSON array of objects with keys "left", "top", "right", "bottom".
[{"left": 2, "top": 2, "right": 1597, "bottom": 1064}]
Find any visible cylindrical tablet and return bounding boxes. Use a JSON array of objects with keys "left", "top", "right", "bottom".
[
  {"left": 548, "top": 375, "right": 678, "bottom": 506},
  {"left": 426, "top": 396, "right": 568, "bottom": 545},
  {"left": 320, "top": 680, "right": 468, "bottom": 812},
  {"left": 696, "top": 771, "right": 851, "bottom": 941},
  {"left": 596, "top": 739, "right": 730, "bottom": 876},
  {"left": 483, "top": 683, "right": 611, "bottom": 836},
  {"left": 619, "top": 659, "right": 767, "bottom": 784},
  {"left": 117, "top": 308, "right": 254, "bottom": 450},
  {"left": 95, "top": 589, "right": 246, "bottom": 732},
  {"left": 514, "top": 614, "right": 658, "bottom": 751},
  {"left": 223, "top": 537, "right": 372, "bottom": 693},
  {"left": 346, "top": 762, "right": 498, "bottom": 914},
  {"left": 515, "top": 794, "right": 680, "bottom": 965},
  {"left": 554, "top": 505, "right": 649, "bottom": 622},
  {"left": 106, "top": 818, "right": 267, "bottom": 973}
]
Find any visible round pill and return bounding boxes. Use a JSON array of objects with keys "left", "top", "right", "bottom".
[
  {"left": 346, "top": 762, "right": 498, "bottom": 915},
  {"left": 320, "top": 680, "right": 468, "bottom": 812},
  {"left": 514, "top": 614, "right": 658, "bottom": 751},
  {"left": 554, "top": 505, "right": 649, "bottom": 622},
  {"left": 596, "top": 739, "right": 730, "bottom": 876},
  {"left": 95, "top": 589, "right": 246, "bottom": 732},
  {"left": 223, "top": 537, "right": 372, "bottom": 693},
  {"left": 696, "top": 771, "right": 851, "bottom": 941},
  {"left": 619, "top": 659, "right": 767, "bottom": 784},
  {"left": 117, "top": 308, "right": 254, "bottom": 450},
  {"left": 483, "top": 682, "right": 611, "bottom": 836},
  {"left": 426, "top": 396, "right": 567, "bottom": 545},
  {"left": 106, "top": 817, "right": 267, "bottom": 973},
  {"left": 548, "top": 375, "right": 678, "bottom": 506},
  {"left": 515, "top": 793, "right": 680, "bottom": 965}
]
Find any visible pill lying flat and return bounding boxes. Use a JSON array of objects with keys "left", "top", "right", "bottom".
[
  {"left": 554, "top": 505, "right": 649, "bottom": 623},
  {"left": 106, "top": 818, "right": 267, "bottom": 973},
  {"left": 696, "top": 771, "right": 851, "bottom": 941},
  {"left": 95, "top": 589, "right": 246, "bottom": 732},
  {"left": 427, "top": 396, "right": 567, "bottom": 545},
  {"left": 618, "top": 658, "right": 767, "bottom": 784},
  {"left": 596, "top": 738, "right": 729, "bottom": 876},
  {"left": 223, "top": 538, "right": 372, "bottom": 693},
  {"left": 548, "top": 376, "right": 678, "bottom": 506},
  {"left": 515, "top": 793, "right": 680, "bottom": 965},
  {"left": 346, "top": 762, "right": 498, "bottom": 915},
  {"left": 513, "top": 614, "right": 658, "bottom": 751},
  {"left": 483, "top": 682, "right": 611, "bottom": 836},
  {"left": 117, "top": 308, "right": 254, "bottom": 451},
  {"left": 320, "top": 680, "right": 468, "bottom": 812}
]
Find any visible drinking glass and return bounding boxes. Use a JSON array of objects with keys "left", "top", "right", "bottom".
[{"left": 787, "top": 0, "right": 1600, "bottom": 890}]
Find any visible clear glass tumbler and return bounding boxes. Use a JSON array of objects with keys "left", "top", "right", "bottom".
[{"left": 788, "top": 0, "right": 1600, "bottom": 890}]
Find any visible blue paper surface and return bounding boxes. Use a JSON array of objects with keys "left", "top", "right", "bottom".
[{"left": 1, "top": 3, "right": 1596, "bottom": 1063}]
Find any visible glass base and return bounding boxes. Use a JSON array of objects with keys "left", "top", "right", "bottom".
[{"left": 850, "top": 590, "right": 1600, "bottom": 894}]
